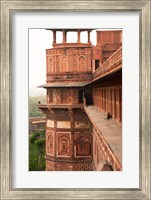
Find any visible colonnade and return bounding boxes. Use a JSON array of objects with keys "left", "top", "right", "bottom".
[
  {"left": 93, "top": 86, "right": 122, "bottom": 122},
  {"left": 52, "top": 29, "right": 91, "bottom": 44}
]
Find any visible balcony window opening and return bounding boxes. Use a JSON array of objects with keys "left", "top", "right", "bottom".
[
  {"left": 79, "top": 90, "right": 84, "bottom": 103},
  {"left": 95, "top": 60, "right": 100, "bottom": 70}
]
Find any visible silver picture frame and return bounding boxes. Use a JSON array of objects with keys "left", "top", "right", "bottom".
[{"left": 0, "top": 0, "right": 150, "bottom": 199}]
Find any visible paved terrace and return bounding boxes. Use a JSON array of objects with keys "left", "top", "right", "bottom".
[{"left": 84, "top": 105, "right": 122, "bottom": 165}]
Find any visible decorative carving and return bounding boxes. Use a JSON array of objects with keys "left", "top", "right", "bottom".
[
  {"left": 57, "top": 121, "right": 71, "bottom": 128},
  {"left": 53, "top": 89, "right": 61, "bottom": 104},
  {"left": 74, "top": 164, "right": 92, "bottom": 171},
  {"left": 56, "top": 163, "right": 72, "bottom": 171},
  {"left": 55, "top": 109, "right": 69, "bottom": 117},
  {"left": 68, "top": 108, "right": 73, "bottom": 120},
  {"left": 87, "top": 55, "right": 92, "bottom": 70},
  {"left": 75, "top": 121, "right": 90, "bottom": 128},
  {"left": 55, "top": 162, "right": 92, "bottom": 171},
  {"left": 57, "top": 132, "right": 71, "bottom": 157},
  {"left": 93, "top": 127, "right": 121, "bottom": 171},
  {"left": 47, "top": 89, "right": 53, "bottom": 103},
  {"left": 75, "top": 135, "right": 91, "bottom": 157},
  {"left": 79, "top": 56, "right": 86, "bottom": 71},
  {"left": 62, "top": 56, "right": 67, "bottom": 72},
  {"left": 47, "top": 131, "right": 54, "bottom": 155},
  {"left": 47, "top": 72, "right": 92, "bottom": 81},
  {"left": 68, "top": 54, "right": 73, "bottom": 71},
  {"left": 48, "top": 57, "right": 53, "bottom": 73},
  {"left": 73, "top": 54, "right": 77, "bottom": 71},
  {"left": 56, "top": 55, "right": 60, "bottom": 72},
  {"left": 58, "top": 136, "right": 70, "bottom": 156}
]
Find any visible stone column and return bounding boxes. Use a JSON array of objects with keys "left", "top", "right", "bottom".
[
  {"left": 53, "top": 30, "right": 56, "bottom": 44},
  {"left": 77, "top": 29, "right": 81, "bottom": 43},
  {"left": 88, "top": 30, "right": 91, "bottom": 43},
  {"left": 62, "top": 29, "right": 67, "bottom": 43}
]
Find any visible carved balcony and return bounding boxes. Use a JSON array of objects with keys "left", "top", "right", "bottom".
[
  {"left": 46, "top": 72, "right": 93, "bottom": 82},
  {"left": 38, "top": 103, "right": 84, "bottom": 110},
  {"left": 93, "top": 47, "right": 122, "bottom": 81}
]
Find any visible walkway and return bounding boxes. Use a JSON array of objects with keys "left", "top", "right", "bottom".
[{"left": 84, "top": 105, "right": 122, "bottom": 165}]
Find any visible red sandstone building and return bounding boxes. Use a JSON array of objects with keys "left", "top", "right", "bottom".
[{"left": 38, "top": 29, "right": 122, "bottom": 171}]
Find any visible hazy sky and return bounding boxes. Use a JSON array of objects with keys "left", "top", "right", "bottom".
[{"left": 29, "top": 29, "right": 101, "bottom": 96}]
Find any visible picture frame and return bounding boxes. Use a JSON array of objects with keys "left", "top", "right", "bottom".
[{"left": 0, "top": 0, "right": 150, "bottom": 199}]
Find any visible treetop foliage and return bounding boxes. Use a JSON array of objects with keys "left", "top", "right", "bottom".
[{"left": 29, "top": 95, "right": 46, "bottom": 117}]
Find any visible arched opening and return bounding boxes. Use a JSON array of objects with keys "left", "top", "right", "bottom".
[
  {"left": 62, "top": 56, "right": 68, "bottom": 72},
  {"left": 58, "top": 136, "right": 70, "bottom": 156},
  {"left": 47, "top": 133, "right": 53, "bottom": 155},
  {"left": 48, "top": 57, "right": 53, "bottom": 73},
  {"left": 76, "top": 136, "right": 91, "bottom": 156},
  {"left": 79, "top": 56, "right": 86, "bottom": 72}
]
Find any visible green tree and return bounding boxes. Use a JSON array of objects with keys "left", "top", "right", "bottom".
[
  {"left": 36, "top": 138, "right": 45, "bottom": 171},
  {"left": 29, "top": 131, "right": 45, "bottom": 143},
  {"left": 29, "top": 130, "right": 46, "bottom": 171}
]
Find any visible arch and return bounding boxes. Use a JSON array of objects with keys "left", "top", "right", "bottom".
[
  {"left": 61, "top": 56, "right": 68, "bottom": 72},
  {"left": 47, "top": 132, "right": 54, "bottom": 155},
  {"left": 76, "top": 136, "right": 91, "bottom": 156},
  {"left": 58, "top": 136, "right": 70, "bottom": 156},
  {"left": 48, "top": 57, "right": 53, "bottom": 73},
  {"left": 79, "top": 55, "right": 86, "bottom": 72}
]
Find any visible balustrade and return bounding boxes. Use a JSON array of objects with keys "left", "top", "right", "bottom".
[
  {"left": 47, "top": 72, "right": 93, "bottom": 82},
  {"left": 93, "top": 47, "right": 122, "bottom": 79},
  {"left": 93, "top": 128, "right": 122, "bottom": 171}
]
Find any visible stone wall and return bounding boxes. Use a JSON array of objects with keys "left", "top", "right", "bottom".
[
  {"left": 46, "top": 47, "right": 92, "bottom": 74},
  {"left": 45, "top": 108, "right": 93, "bottom": 171}
]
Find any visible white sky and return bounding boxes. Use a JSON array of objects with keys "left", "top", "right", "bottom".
[{"left": 29, "top": 29, "right": 97, "bottom": 96}]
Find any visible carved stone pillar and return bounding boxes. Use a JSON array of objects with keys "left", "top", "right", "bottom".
[
  {"left": 53, "top": 30, "right": 56, "bottom": 44},
  {"left": 88, "top": 30, "right": 91, "bottom": 43},
  {"left": 77, "top": 29, "right": 81, "bottom": 43},
  {"left": 62, "top": 29, "right": 67, "bottom": 43}
]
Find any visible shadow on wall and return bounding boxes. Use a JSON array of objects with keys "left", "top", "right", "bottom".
[{"left": 84, "top": 89, "right": 93, "bottom": 106}]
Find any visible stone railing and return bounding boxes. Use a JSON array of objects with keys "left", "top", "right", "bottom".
[
  {"left": 47, "top": 72, "right": 93, "bottom": 82},
  {"left": 93, "top": 47, "right": 122, "bottom": 79},
  {"left": 93, "top": 127, "right": 122, "bottom": 171},
  {"left": 38, "top": 103, "right": 84, "bottom": 109}
]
